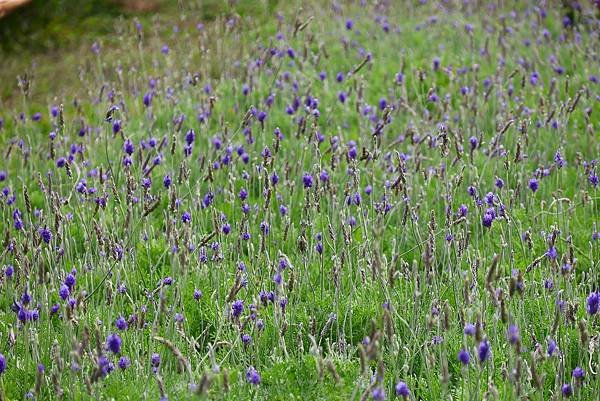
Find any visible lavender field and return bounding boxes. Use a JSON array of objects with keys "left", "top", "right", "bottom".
[{"left": 0, "top": 1, "right": 599, "bottom": 400}]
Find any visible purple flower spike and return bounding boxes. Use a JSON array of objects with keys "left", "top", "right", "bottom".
[
  {"left": 478, "top": 340, "right": 491, "bottom": 362},
  {"left": 395, "top": 381, "right": 409, "bottom": 398},
  {"left": 303, "top": 173, "right": 314, "bottom": 189},
  {"left": 587, "top": 292, "right": 599, "bottom": 315},
  {"left": 246, "top": 366, "right": 260, "bottom": 385},
  {"left": 458, "top": 349, "right": 470, "bottom": 365},
  {"left": 0, "top": 353, "right": 6, "bottom": 374},
  {"left": 528, "top": 178, "right": 539, "bottom": 192},
  {"left": 106, "top": 333, "right": 122, "bottom": 354}
]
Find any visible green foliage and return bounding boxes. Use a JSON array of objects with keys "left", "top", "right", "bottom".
[{"left": 0, "top": 1, "right": 598, "bottom": 400}]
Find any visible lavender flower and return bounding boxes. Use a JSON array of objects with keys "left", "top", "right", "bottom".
[
  {"left": 528, "top": 178, "right": 539, "bottom": 192},
  {"left": 303, "top": 173, "right": 314, "bottom": 188},
  {"left": 246, "top": 366, "right": 260, "bottom": 385},
  {"left": 478, "top": 340, "right": 491, "bottom": 362},
  {"left": 482, "top": 212, "right": 494, "bottom": 228},
  {"left": 587, "top": 292, "right": 599, "bottom": 315},
  {"left": 151, "top": 353, "right": 161, "bottom": 367},
  {"left": 458, "top": 349, "right": 470, "bottom": 365},
  {"left": 395, "top": 381, "right": 409, "bottom": 398},
  {"left": 372, "top": 387, "right": 385, "bottom": 400},
  {"left": 547, "top": 339, "right": 557, "bottom": 356},
  {"left": 507, "top": 325, "right": 520, "bottom": 345},
  {"left": 115, "top": 316, "right": 128, "bottom": 330},
  {"left": 546, "top": 246, "right": 558, "bottom": 260},
  {"left": 163, "top": 175, "right": 172, "bottom": 188},
  {"left": 463, "top": 323, "right": 477, "bottom": 336},
  {"left": 572, "top": 367, "right": 584, "bottom": 380},
  {"left": 39, "top": 227, "right": 52, "bottom": 244},
  {"left": 106, "top": 333, "right": 122, "bottom": 354},
  {"left": 232, "top": 300, "right": 244, "bottom": 318},
  {"left": 118, "top": 356, "right": 131, "bottom": 369}
]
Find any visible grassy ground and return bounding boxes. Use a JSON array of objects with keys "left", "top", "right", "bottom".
[
  {"left": 0, "top": 1, "right": 598, "bottom": 400},
  {"left": 0, "top": 0, "right": 279, "bottom": 103}
]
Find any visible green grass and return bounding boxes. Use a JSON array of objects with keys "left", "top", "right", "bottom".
[{"left": 0, "top": 1, "right": 598, "bottom": 400}]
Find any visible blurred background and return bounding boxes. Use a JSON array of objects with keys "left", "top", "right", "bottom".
[
  {"left": 0, "top": 0, "right": 280, "bottom": 103},
  {"left": 1, "top": 0, "right": 595, "bottom": 106}
]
